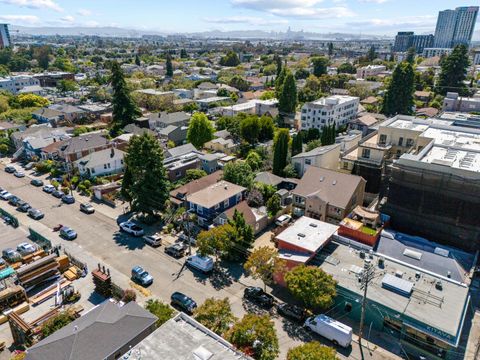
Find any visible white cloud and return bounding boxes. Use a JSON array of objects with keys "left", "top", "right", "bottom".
[
  {"left": 232, "top": 0, "right": 354, "bottom": 19},
  {"left": 60, "top": 15, "right": 75, "bottom": 23},
  {"left": 0, "top": 14, "right": 39, "bottom": 24},
  {"left": 204, "top": 16, "right": 288, "bottom": 26},
  {"left": 76, "top": 9, "right": 92, "bottom": 16},
  {"left": 0, "top": 0, "right": 62, "bottom": 12},
  {"left": 359, "top": 0, "right": 388, "bottom": 3}
]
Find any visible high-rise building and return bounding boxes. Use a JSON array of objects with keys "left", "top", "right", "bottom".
[
  {"left": 393, "top": 32, "right": 433, "bottom": 53},
  {"left": 0, "top": 24, "right": 11, "bottom": 49},
  {"left": 434, "top": 6, "right": 478, "bottom": 48}
]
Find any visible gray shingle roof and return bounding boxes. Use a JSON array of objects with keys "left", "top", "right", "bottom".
[
  {"left": 61, "top": 133, "right": 109, "bottom": 154},
  {"left": 76, "top": 148, "right": 125, "bottom": 168},
  {"left": 26, "top": 300, "right": 157, "bottom": 360},
  {"left": 165, "top": 143, "right": 198, "bottom": 158}
]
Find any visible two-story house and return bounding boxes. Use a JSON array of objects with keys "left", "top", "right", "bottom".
[
  {"left": 75, "top": 148, "right": 126, "bottom": 178},
  {"left": 292, "top": 143, "right": 341, "bottom": 177},
  {"left": 60, "top": 133, "right": 112, "bottom": 168},
  {"left": 187, "top": 180, "right": 246, "bottom": 227},
  {"left": 292, "top": 167, "right": 365, "bottom": 224}
]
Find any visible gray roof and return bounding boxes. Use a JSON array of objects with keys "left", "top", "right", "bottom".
[
  {"left": 26, "top": 300, "right": 157, "bottom": 360},
  {"left": 61, "top": 133, "right": 109, "bottom": 154},
  {"left": 123, "top": 124, "right": 156, "bottom": 136},
  {"left": 254, "top": 171, "right": 284, "bottom": 186},
  {"left": 49, "top": 104, "right": 85, "bottom": 114},
  {"left": 126, "top": 313, "right": 251, "bottom": 360},
  {"left": 213, "top": 129, "right": 231, "bottom": 139},
  {"left": 76, "top": 148, "right": 125, "bottom": 168},
  {"left": 292, "top": 143, "right": 340, "bottom": 159},
  {"left": 149, "top": 111, "right": 190, "bottom": 125},
  {"left": 158, "top": 125, "right": 178, "bottom": 136},
  {"left": 32, "top": 108, "right": 63, "bottom": 119},
  {"left": 165, "top": 143, "right": 198, "bottom": 158}
]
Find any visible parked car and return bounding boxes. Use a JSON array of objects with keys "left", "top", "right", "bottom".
[
  {"left": 17, "top": 242, "right": 36, "bottom": 255},
  {"left": 8, "top": 196, "right": 21, "bottom": 206},
  {"left": 24, "top": 162, "right": 35, "bottom": 170},
  {"left": 0, "top": 191, "right": 13, "bottom": 200},
  {"left": 62, "top": 194, "right": 75, "bottom": 204},
  {"left": 143, "top": 234, "right": 161, "bottom": 247},
  {"left": 79, "top": 202, "right": 95, "bottom": 214},
  {"left": 18, "top": 202, "right": 31, "bottom": 212},
  {"left": 243, "top": 287, "right": 275, "bottom": 308},
  {"left": 13, "top": 171, "right": 25, "bottom": 178},
  {"left": 2, "top": 248, "right": 21, "bottom": 262},
  {"left": 164, "top": 243, "right": 187, "bottom": 258},
  {"left": 4, "top": 165, "right": 15, "bottom": 173},
  {"left": 43, "top": 184, "right": 55, "bottom": 193},
  {"left": 277, "top": 303, "right": 308, "bottom": 322},
  {"left": 131, "top": 265, "right": 153, "bottom": 286},
  {"left": 275, "top": 214, "right": 292, "bottom": 227},
  {"left": 52, "top": 190, "right": 63, "bottom": 198},
  {"left": 179, "top": 232, "right": 196, "bottom": 245},
  {"left": 28, "top": 208, "right": 44, "bottom": 220},
  {"left": 304, "top": 315, "right": 352, "bottom": 348},
  {"left": 170, "top": 292, "right": 197, "bottom": 313},
  {"left": 119, "top": 221, "right": 144, "bottom": 236},
  {"left": 60, "top": 226, "right": 77, "bottom": 240},
  {"left": 186, "top": 254, "right": 214, "bottom": 274},
  {"left": 30, "top": 179, "right": 44, "bottom": 187}
]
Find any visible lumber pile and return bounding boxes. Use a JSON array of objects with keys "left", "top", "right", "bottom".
[
  {"left": 0, "top": 285, "right": 28, "bottom": 312},
  {"left": 56, "top": 255, "right": 70, "bottom": 272},
  {"left": 16, "top": 254, "right": 59, "bottom": 290}
]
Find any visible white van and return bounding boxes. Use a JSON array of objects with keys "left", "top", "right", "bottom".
[
  {"left": 186, "top": 254, "right": 214, "bottom": 274},
  {"left": 304, "top": 314, "right": 352, "bottom": 348}
]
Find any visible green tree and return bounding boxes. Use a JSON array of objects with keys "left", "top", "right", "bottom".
[
  {"left": 272, "top": 129, "right": 290, "bottom": 176},
  {"left": 0, "top": 143, "right": 8, "bottom": 154},
  {"left": 180, "top": 49, "right": 188, "bottom": 59},
  {"left": 291, "top": 133, "right": 303, "bottom": 156},
  {"left": 110, "top": 61, "right": 141, "bottom": 134},
  {"left": 73, "top": 126, "right": 90, "bottom": 137},
  {"left": 57, "top": 79, "right": 79, "bottom": 93},
  {"left": 122, "top": 133, "right": 169, "bottom": 218},
  {"left": 382, "top": 62, "right": 415, "bottom": 116},
  {"left": 53, "top": 57, "right": 75, "bottom": 72},
  {"left": 223, "top": 161, "right": 254, "bottom": 189},
  {"left": 283, "top": 164, "right": 297, "bottom": 178},
  {"left": 312, "top": 57, "right": 329, "bottom": 77},
  {"left": 275, "top": 67, "right": 287, "bottom": 99},
  {"left": 220, "top": 51, "right": 240, "bottom": 67},
  {"left": 41, "top": 311, "right": 77, "bottom": 338},
  {"left": 295, "top": 68, "right": 310, "bottom": 80},
  {"left": 244, "top": 247, "right": 285, "bottom": 291},
  {"left": 435, "top": 45, "right": 469, "bottom": 96},
  {"left": 278, "top": 71, "right": 297, "bottom": 114},
  {"left": 185, "top": 169, "right": 207, "bottom": 182},
  {"left": 258, "top": 115, "right": 275, "bottom": 142},
  {"left": 145, "top": 299, "right": 175, "bottom": 327},
  {"left": 306, "top": 139, "right": 322, "bottom": 152},
  {"left": 287, "top": 342, "right": 337, "bottom": 360},
  {"left": 328, "top": 42, "right": 334, "bottom": 57},
  {"left": 229, "top": 210, "right": 255, "bottom": 257},
  {"left": 229, "top": 75, "right": 250, "bottom": 91},
  {"left": 246, "top": 150, "right": 262, "bottom": 171},
  {"left": 166, "top": 53, "right": 173, "bottom": 77},
  {"left": 194, "top": 297, "right": 236, "bottom": 336},
  {"left": 306, "top": 128, "right": 320, "bottom": 142},
  {"left": 225, "top": 314, "right": 279, "bottom": 360},
  {"left": 196, "top": 224, "right": 235, "bottom": 261},
  {"left": 274, "top": 54, "right": 282, "bottom": 77},
  {"left": 135, "top": 54, "right": 141, "bottom": 66},
  {"left": 337, "top": 62, "right": 356, "bottom": 74},
  {"left": 16, "top": 94, "right": 49, "bottom": 108},
  {"left": 266, "top": 193, "right": 281, "bottom": 217},
  {"left": 240, "top": 116, "right": 260, "bottom": 145},
  {"left": 367, "top": 45, "right": 377, "bottom": 62},
  {"left": 406, "top": 47, "right": 416, "bottom": 65},
  {"left": 284, "top": 265, "right": 337, "bottom": 311},
  {"left": 187, "top": 112, "right": 214, "bottom": 148},
  {"left": 33, "top": 45, "right": 51, "bottom": 69}
]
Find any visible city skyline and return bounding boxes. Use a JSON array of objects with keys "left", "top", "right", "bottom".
[{"left": 0, "top": 0, "right": 478, "bottom": 38}]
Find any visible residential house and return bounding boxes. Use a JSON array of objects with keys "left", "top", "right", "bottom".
[
  {"left": 48, "top": 104, "right": 86, "bottom": 124},
  {"left": 196, "top": 96, "right": 233, "bottom": 111},
  {"left": 348, "top": 113, "right": 384, "bottom": 136},
  {"left": 158, "top": 125, "right": 188, "bottom": 146},
  {"left": 60, "top": 133, "right": 112, "bottom": 166},
  {"left": 169, "top": 170, "right": 223, "bottom": 207},
  {"left": 33, "top": 71, "right": 74, "bottom": 87},
  {"left": 292, "top": 166, "right": 366, "bottom": 224},
  {"left": 254, "top": 171, "right": 298, "bottom": 190},
  {"left": 40, "top": 139, "right": 67, "bottom": 160},
  {"left": 187, "top": 180, "right": 246, "bottom": 227},
  {"left": 163, "top": 143, "right": 202, "bottom": 181},
  {"left": 25, "top": 299, "right": 157, "bottom": 360},
  {"left": 165, "top": 143, "right": 199, "bottom": 159},
  {"left": 148, "top": 111, "right": 190, "bottom": 130},
  {"left": 335, "top": 130, "right": 362, "bottom": 155},
  {"left": 0, "top": 75, "right": 40, "bottom": 94},
  {"left": 75, "top": 148, "right": 125, "bottom": 178},
  {"left": 123, "top": 124, "right": 156, "bottom": 137},
  {"left": 199, "top": 153, "right": 225, "bottom": 174},
  {"left": 214, "top": 200, "right": 268, "bottom": 234},
  {"left": 32, "top": 108, "right": 64, "bottom": 124},
  {"left": 204, "top": 137, "right": 237, "bottom": 154},
  {"left": 12, "top": 125, "right": 71, "bottom": 159},
  {"left": 442, "top": 92, "right": 480, "bottom": 113},
  {"left": 414, "top": 90, "right": 432, "bottom": 105},
  {"left": 356, "top": 65, "right": 386, "bottom": 79},
  {"left": 292, "top": 143, "right": 341, "bottom": 177}
]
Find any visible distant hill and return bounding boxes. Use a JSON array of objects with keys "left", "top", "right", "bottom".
[{"left": 10, "top": 25, "right": 390, "bottom": 40}]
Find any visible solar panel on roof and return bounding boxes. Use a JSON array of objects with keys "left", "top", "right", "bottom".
[{"left": 382, "top": 273, "right": 414, "bottom": 297}]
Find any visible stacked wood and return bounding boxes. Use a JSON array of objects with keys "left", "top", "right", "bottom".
[{"left": 16, "top": 255, "right": 59, "bottom": 290}]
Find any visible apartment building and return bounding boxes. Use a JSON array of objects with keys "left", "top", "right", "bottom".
[
  {"left": 0, "top": 76, "right": 40, "bottom": 94},
  {"left": 442, "top": 92, "right": 480, "bottom": 113},
  {"left": 300, "top": 95, "right": 359, "bottom": 131},
  {"left": 292, "top": 143, "right": 340, "bottom": 177},
  {"left": 0, "top": 24, "right": 11, "bottom": 49},
  {"left": 356, "top": 65, "right": 386, "bottom": 79}
]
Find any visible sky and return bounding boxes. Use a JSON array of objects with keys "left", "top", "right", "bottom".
[{"left": 0, "top": 0, "right": 479, "bottom": 38}]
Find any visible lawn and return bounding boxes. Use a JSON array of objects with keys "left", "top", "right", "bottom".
[{"left": 361, "top": 226, "right": 378, "bottom": 236}]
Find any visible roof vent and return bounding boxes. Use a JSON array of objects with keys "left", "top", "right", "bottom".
[
  {"left": 309, "top": 223, "right": 318, "bottom": 228},
  {"left": 193, "top": 346, "right": 213, "bottom": 360},
  {"left": 332, "top": 180, "right": 337, "bottom": 185},
  {"left": 297, "top": 233, "right": 306, "bottom": 238},
  {"left": 320, "top": 177, "right": 325, "bottom": 182}
]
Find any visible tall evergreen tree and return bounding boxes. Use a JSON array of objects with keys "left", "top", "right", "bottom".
[
  {"left": 274, "top": 54, "right": 282, "bottom": 77},
  {"left": 406, "top": 47, "right": 416, "bottom": 64},
  {"left": 166, "top": 53, "right": 173, "bottom": 77},
  {"left": 327, "top": 42, "right": 334, "bottom": 57},
  {"left": 291, "top": 133, "right": 303, "bottom": 156},
  {"left": 311, "top": 57, "right": 329, "bottom": 77},
  {"left": 180, "top": 49, "right": 188, "bottom": 59},
  {"left": 275, "top": 66, "right": 287, "bottom": 99},
  {"left": 367, "top": 45, "right": 377, "bottom": 62},
  {"left": 278, "top": 71, "right": 297, "bottom": 114},
  {"left": 435, "top": 45, "right": 469, "bottom": 96},
  {"left": 382, "top": 62, "right": 415, "bottom": 116},
  {"left": 110, "top": 61, "right": 141, "bottom": 134},
  {"left": 134, "top": 54, "right": 141, "bottom": 66},
  {"left": 273, "top": 129, "right": 290, "bottom": 176},
  {"left": 122, "top": 133, "right": 169, "bottom": 217}
]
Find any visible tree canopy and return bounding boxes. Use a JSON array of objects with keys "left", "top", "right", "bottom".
[
  {"left": 223, "top": 161, "right": 254, "bottom": 189},
  {"left": 187, "top": 112, "right": 214, "bottom": 148},
  {"left": 194, "top": 297, "right": 236, "bottom": 335},
  {"left": 220, "top": 51, "right": 240, "bottom": 67},
  {"left": 272, "top": 129, "right": 290, "bottom": 176},
  {"left": 312, "top": 57, "right": 329, "bottom": 77},
  {"left": 287, "top": 342, "right": 337, "bottom": 360},
  {"left": 244, "top": 247, "right": 285, "bottom": 291},
  {"left": 435, "top": 45, "right": 469, "bottom": 96},
  {"left": 145, "top": 299, "right": 175, "bottom": 327},
  {"left": 278, "top": 71, "right": 297, "bottom": 114},
  {"left": 382, "top": 61, "right": 414, "bottom": 116}
]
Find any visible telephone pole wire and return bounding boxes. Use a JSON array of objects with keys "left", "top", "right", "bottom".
[{"left": 359, "top": 259, "right": 376, "bottom": 359}]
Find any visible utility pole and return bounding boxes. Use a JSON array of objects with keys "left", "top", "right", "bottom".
[{"left": 359, "top": 259, "right": 376, "bottom": 358}]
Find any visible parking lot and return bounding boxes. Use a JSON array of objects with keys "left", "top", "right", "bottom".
[{"left": 0, "top": 162, "right": 402, "bottom": 360}]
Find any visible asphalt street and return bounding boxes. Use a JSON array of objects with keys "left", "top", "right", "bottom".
[{"left": 0, "top": 166, "right": 401, "bottom": 360}]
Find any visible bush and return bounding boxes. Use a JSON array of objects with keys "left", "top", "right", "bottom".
[
  {"left": 51, "top": 180, "right": 60, "bottom": 189},
  {"left": 41, "top": 311, "right": 77, "bottom": 338},
  {"left": 61, "top": 187, "right": 70, "bottom": 195},
  {"left": 122, "top": 289, "right": 137, "bottom": 303}
]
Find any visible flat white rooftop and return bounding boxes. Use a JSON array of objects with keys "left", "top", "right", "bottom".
[
  {"left": 311, "top": 95, "right": 358, "bottom": 106},
  {"left": 388, "top": 119, "right": 429, "bottom": 132}
]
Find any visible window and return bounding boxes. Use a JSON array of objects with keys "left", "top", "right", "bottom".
[
  {"left": 175, "top": 170, "right": 181, "bottom": 177},
  {"left": 379, "top": 134, "right": 387, "bottom": 145},
  {"left": 197, "top": 206, "right": 203, "bottom": 215},
  {"left": 398, "top": 137, "right": 404, "bottom": 146},
  {"left": 406, "top": 138, "right": 414, "bottom": 147},
  {"left": 215, "top": 203, "right": 220, "bottom": 210},
  {"left": 236, "top": 193, "right": 241, "bottom": 202},
  {"left": 104, "top": 164, "right": 107, "bottom": 169},
  {"left": 305, "top": 159, "right": 312, "bottom": 165},
  {"left": 362, "top": 148, "right": 371, "bottom": 159},
  {"left": 224, "top": 199, "right": 229, "bottom": 207}
]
